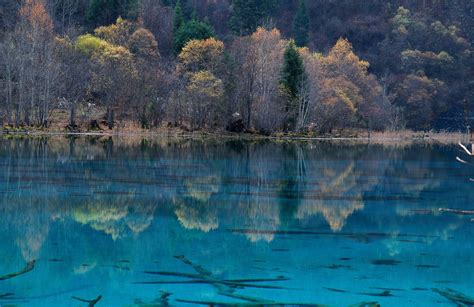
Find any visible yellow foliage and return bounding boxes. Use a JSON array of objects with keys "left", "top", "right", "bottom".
[
  {"left": 186, "top": 70, "right": 224, "bottom": 98},
  {"left": 129, "top": 28, "right": 159, "bottom": 58},
  {"left": 322, "top": 38, "right": 369, "bottom": 77},
  {"left": 178, "top": 38, "right": 224, "bottom": 72},
  {"left": 251, "top": 27, "right": 282, "bottom": 44},
  {"left": 75, "top": 34, "right": 133, "bottom": 62},
  {"left": 94, "top": 17, "right": 135, "bottom": 46}
]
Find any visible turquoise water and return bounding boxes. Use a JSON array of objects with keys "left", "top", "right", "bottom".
[{"left": 0, "top": 137, "right": 473, "bottom": 306}]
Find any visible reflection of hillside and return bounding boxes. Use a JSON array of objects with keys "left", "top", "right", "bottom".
[
  {"left": 173, "top": 176, "right": 220, "bottom": 232},
  {"left": 15, "top": 202, "right": 50, "bottom": 261},
  {"left": 296, "top": 201, "right": 364, "bottom": 232},
  {"left": 174, "top": 199, "right": 218, "bottom": 232},
  {"left": 295, "top": 162, "right": 367, "bottom": 232},
  {"left": 241, "top": 201, "right": 280, "bottom": 242},
  {"left": 72, "top": 200, "right": 156, "bottom": 240}
]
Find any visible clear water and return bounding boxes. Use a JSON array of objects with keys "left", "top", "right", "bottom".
[{"left": 0, "top": 137, "right": 473, "bottom": 306}]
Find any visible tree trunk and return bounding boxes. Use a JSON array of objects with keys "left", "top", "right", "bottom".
[{"left": 107, "top": 107, "right": 114, "bottom": 129}]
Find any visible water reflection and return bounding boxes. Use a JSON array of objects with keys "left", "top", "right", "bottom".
[{"left": 0, "top": 136, "right": 473, "bottom": 305}]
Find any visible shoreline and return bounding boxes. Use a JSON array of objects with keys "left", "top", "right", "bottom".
[{"left": 0, "top": 128, "right": 471, "bottom": 144}]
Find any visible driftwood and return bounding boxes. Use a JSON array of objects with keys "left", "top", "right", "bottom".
[
  {"left": 0, "top": 260, "right": 35, "bottom": 281},
  {"left": 459, "top": 142, "right": 473, "bottom": 156}
]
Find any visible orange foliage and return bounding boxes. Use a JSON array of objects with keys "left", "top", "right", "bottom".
[{"left": 19, "top": 0, "right": 53, "bottom": 34}]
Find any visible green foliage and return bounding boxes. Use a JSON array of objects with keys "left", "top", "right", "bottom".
[
  {"left": 86, "top": 0, "right": 139, "bottom": 28},
  {"left": 75, "top": 34, "right": 111, "bottom": 56},
  {"left": 292, "top": 0, "right": 310, "bottom": 47},
  {"left": 229, "top": 0, "right": 276, "bottom": 35},
  {"left": 401, "top": 49, "right": 454, "bottom": 77},
  {"left": 173, "top": 19, "right": 215, "bottom": 54},
  {"left": 75, "top": 34, "right": 133, "bottom": 62},
  {"left": 174, "top": 0, "right": 185, "bottom": 32},
  {"left": 281, "top": 40, "right": 305, "bottom": 99}
]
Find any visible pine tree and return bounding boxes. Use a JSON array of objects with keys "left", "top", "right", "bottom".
[
  {"left": 293, "top": 0, "right": 310, "bottom": 47},
  {"left": 229, "top": 0, "right": 276, "bottom": 35},
  {"left": 173, "top": 18, "right": 215, "bottom": 54},
  {"left": 86, "top": 0, "right": 138, "bottom": 28},
  {"left": 173, "top": 0, "right": 184, "bottom": 32},
  {"left": 281, "top": 40, "right": 305, "bottom": 99}
]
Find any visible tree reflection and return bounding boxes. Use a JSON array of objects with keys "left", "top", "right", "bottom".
[{"left": 0, "top": 137, "right": 453, "bottom": 255}]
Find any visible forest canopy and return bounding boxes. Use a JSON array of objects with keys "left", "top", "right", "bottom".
[{"left": 0, "top": 0, "right": 472, "bottom": 134}]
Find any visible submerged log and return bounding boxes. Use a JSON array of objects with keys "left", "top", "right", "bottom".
[
  {"left": 433, "top": 288, "right": 474, "bottom": 306},
  {"left": 349, "top": 302, "right": 380, "bottom": 307},
  {"left": 439, "top": 208, "right": 474, "bottom": 215},
  {"left": 71, "top": 295, "right": 102, "bottom": 307},
  {"left": 357, "top": 290, "right": 393, "bottom": 297},
  {"left": 0, "top": 260, "right": 36, "bottom": 281},
  {"left": 175, "top": 298, "right": 326, "bottom": 306}
]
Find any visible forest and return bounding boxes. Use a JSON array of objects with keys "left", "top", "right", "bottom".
[{"left": 0, "top": 0, "right": 473, "bottom": 134}]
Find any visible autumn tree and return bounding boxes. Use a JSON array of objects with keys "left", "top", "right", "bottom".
[
  {"left": 248, "top": 27, "right": 286, "bottom": 133},
  {"left": 186, "top": 70, "right": 224, "bottom": 129},
  {"left": 9, "top": 0, "right": 59, "bottom": 126},
  {"left": 178, "top": 38, "right": 224, "bottom": 73},
  {"left": 178, "top": 38, "right": 225, "bottom": 129},
  {"left": 316, "top": 38, "right": 386, "bottom": 131},
  {"left": 393, "top": 73, "right": 447, "bottom": 131},
  {"left": 75, "top": 33, "right": 137, "bottom": 129},
  {"left": 55, "top": 37, "right": 92, "bottom": 129}
]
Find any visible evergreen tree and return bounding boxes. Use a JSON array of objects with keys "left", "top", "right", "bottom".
[
  {"left": 173, "top": 18, "right": 215, "bottom": 54},
  {"left": 293, "top": 0, "right": 310, "bottom": 47},
  {"left": 281, "top": 40, "right": 305, "bottom": 99},
  {"left": 229, "top": 0, "right": 276, "bottom": 35},
  {"left": 174, "top": 0, "right": 184, "bottom": 32},
  {"left": 86, "top": 0, "right": 138, "bottom": 28}
]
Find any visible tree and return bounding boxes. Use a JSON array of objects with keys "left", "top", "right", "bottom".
[
  {"left": 55, "top": 36, "right": 92, "bottom": 129},
  {"left": 173, "top": 0, "right": 184, "bottom": 32},
  {"left": 173, "top": 18, "right": 215, "bottom": 54},
  {"left": 394, "top": 73, "right": 447, "bottom": 130},
  {"left": 8, "top": 0, "right": 59, "bottom": 126},
  {"left": 94, "top": 17, "right": 135, "bottom": 46},
  {"left": 129, "top": 28, "right": 160, "bottom": 59},
  {"left": 86, "top": 0, "right": 139, "bottom": 28},
  {"left": 281, "top": 40, "right": 307, "bottom": 130},
  {"left": 75, "top": 33, "right": 137, "bottom": 129},
  {"left": 292, "top": 0, "right": 310, "bottom": 47},
  {"left": 186, "top": 70, "right": 224, "bottom": 129},
  {"left": 178, "top": 38, "right": 224, "bottom": 73},
  {"left": 177, "top": 38, "right": 225, "bottom": 129},
  {"left": 316, "top": 38, "right": 385, "bottom": 131},
  {"left": 281, "top": 40, "right": 305, "bottom": 100},
  {"left": 249, "top": 27, "right": 286, "bottom": 133},
  {"left": 229, "top": 0, "right": 275, "bottom": 35}
]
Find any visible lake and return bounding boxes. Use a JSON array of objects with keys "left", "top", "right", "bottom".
[{"left": 0, "top": 136, "right": 473, "bottom": 306}]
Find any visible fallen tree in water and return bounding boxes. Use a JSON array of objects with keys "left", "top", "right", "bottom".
[
  {"left": 0, "top": 260, "right": 35, "bottom": 281},
  {"left": 438, "top": 208, "right": 474, "bottom": 215},
  {"left": 433, "top": 288, "right": 474, "bottom": 306}
]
